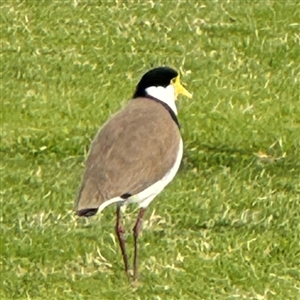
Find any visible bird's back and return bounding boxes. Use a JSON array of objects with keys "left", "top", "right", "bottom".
[{"left": 75, "top": 97, "right": 181, "bottom": 214}]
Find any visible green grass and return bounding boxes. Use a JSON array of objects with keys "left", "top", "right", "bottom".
[{"left": 1, "top": 0, "right": 300, "bottom": 299}]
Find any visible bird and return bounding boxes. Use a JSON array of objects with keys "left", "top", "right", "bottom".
[{"left": 74, "top": 66, "right": 192, "bottom": 280}]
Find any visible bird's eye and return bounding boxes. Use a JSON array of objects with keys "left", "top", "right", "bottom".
[{"left": 171, "top": 78, "right": 176, "bottom": 84}]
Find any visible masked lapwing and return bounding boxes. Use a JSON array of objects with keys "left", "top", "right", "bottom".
[{"left": 75, "top": 66, "right": 192, "bottom": 280}]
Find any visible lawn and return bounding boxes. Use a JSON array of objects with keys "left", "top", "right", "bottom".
[{"left": 1, "top": 1, "right": 300, "bottom": 299}]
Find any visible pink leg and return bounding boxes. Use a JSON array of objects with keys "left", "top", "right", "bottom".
[
  {"left": 115, "top": 205, "right": 129, "bottom": 274},
  {"left": 133, "top": 208, "right": 146, "bottom": 281}
]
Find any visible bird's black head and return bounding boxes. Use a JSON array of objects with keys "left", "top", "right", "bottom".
[{"left": 133, "top": 67, "right": 178, "bottom": 98}]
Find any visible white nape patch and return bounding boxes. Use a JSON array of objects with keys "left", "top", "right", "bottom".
[
  {"left": 145, "top": 85, "right": 177, "bottom": 115},
  {"left": 96, "top": 139, "right": 183, "bottom": 213}
]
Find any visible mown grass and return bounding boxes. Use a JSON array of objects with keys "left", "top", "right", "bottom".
[{"left": 1, "top": 1, "right": 300, "bottom": 299}]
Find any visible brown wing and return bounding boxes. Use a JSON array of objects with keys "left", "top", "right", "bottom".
[{"left": 75, "top": 98, "right": 181, "bottom": 212}]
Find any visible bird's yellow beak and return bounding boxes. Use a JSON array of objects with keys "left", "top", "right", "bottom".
[{"left": 172, "top": 75, "right": 193, "bottom": 100}]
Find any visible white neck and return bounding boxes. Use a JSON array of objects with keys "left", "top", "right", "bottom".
[{"left": 145, "top": 85, "right": 178, "bottom": 115}]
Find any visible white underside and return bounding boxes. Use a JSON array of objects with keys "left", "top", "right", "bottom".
[
  {"left": 97, "top": 84, "right": 181, "bottom": 213},
  {"left": 97, "top": 138, "right": 183, "bottom": 213}
]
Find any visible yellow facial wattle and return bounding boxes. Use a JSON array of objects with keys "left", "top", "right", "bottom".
[{"left": 172, "top": 75, "right": 192, "bottom": 100}]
